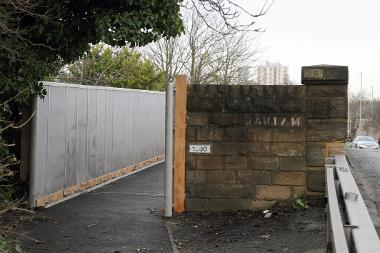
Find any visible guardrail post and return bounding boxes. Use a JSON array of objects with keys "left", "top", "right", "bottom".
[{"left": 326, "top": 154, "right": 380, "bottom": 252}]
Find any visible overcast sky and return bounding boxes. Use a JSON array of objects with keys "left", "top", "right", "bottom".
[{"left": 238, "top": 0, "right": 380, "bottom": 98}]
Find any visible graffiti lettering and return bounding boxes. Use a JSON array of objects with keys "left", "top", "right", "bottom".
[{"left": 247, "top": 115, "right": 303, "bottom": 128}]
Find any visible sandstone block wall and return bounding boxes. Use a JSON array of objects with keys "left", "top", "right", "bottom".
[{"left": 184, "top": 65, "right": 348, "bottom": 211}]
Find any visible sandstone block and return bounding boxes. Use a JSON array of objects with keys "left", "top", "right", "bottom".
[
  {"left": 253, "top": 99, "right": 279, "bottom": 113},
  {"left": 285, "top": 85, "right": 305, "bottom": 98},
  {"left": 251, "top": 200, "right": 277, "bottom": 210},
  {"left": 207, "top": 170, "right": 236, "bottom": 184},
  {"left": 188, "top": 98, "right": 223, "bottom": 112},
  {"left": 272, "top": 172, "right": 305, "bottom": 186},
  {"left": 257, "top": 128, "right": 273, "bottom": 142},
  {"left": 197, "top": 156, "right": 224, "bottom": 170},
  {"left": 328, "top": 97, "right": 347, "bottom": 118},
  {"left": 186, "top": 170, "right": 207, "bottom": 184},
  {"left": 271, "top": 143, "right": 305, "bottom": 156},
  {"left": 211, "top": 113, "right": 244, "bottom": 126},
  {"left": 279, "top": 157, "right": 306, "bottom": 171},
  {"left": 195, "top": 85, "right": 218, "bottom": 98},
  {"left": 264, "top": 86, "right": 275, "bottom": 98},
  {"left": 217, "top": 85, "right": 229, "bottom": 95},
  {"left": 186, "top": 198, "right": 208, "bottom": 211},
  {"left": 187, "top": 85, "right": 196, "bottom": 98},
  {"left": 272, "top": 128, "right": 305, "bottom": 142},
  {"left": 207, "top": 198, "right": 251, "bottom": 211},
  {"left": 248, "top": 156, "right": 279, "bottom": 171},
  {"left": 195, "top": 85, "right": 207, "bottom": 97},
  {"left": 306, "top": 85, "right": 347, "bottom": 97},
  {"left": 187, "top": 113, "right": 209, "bottom": 126},
  {"left": 307, "top": 119, "right": 347, "bottom": 142},
  {"left": 225, "top": 98, "right": 254, "bottom": 112},
  {"left": 230, "top": 85, "right": 242, "bottom": 98},
  {"left": 197, "top": 127, "right": 224, "bottom": 141},
  {"left": 306, "top": 167, "right": 325, "bottom": 192},
  {"left": 186, "top": 184, "right": 217, "bottom": 198},
  {"left": 292, "top": 186, "right": 306, "bottom": 197},
  {"left": 213, "top": 142, "right": 239, "bottom": 155},
  {"left": 216, "top": 184, "right": 255, "bottom": 198},
  {"left": 249, "top": 85, "right": 264, "bottom": 97},
  {"left": 237, "top": 170, "right": 272, "bottom": 185},
  {"left": 274, "top": 86, "right": 286, "bottom": 98},
  {"left": 241, "top": 85, "right": 253, "bottom": 97},
  {"left": 225, "top": 156, "right": 247, "bottom": 170},
  {"left": 256, "top": 185, "right": 292, "bottom": 200},
  {"left": 306, "top": 97, "right": 329, "bottom": 119},
  {"left": 306, "top": 142, "right": 326, "bottom": 166},
  {"left": 239, "top": 142, "right": 271, "bottom": 156},
  {"left": 185, "top": 156, "right": 197, "bottom": 170},
  {"left": 279, "top": 99, "right": 305, "bottom": 113},
  {"left": 186, "top": 126, "right": 197, "bottom": 141},
  {"left": 224, "top": 127, "right": 252, "bottom": 141}
]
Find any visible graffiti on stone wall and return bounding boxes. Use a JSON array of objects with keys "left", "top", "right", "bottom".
[{"left": 245, "top": 114, "right": 303, "bottom": 128}]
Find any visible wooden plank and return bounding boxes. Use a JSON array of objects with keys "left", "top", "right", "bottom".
[{"left": 173, "top": 75, "right": 188, "bottom": 213}]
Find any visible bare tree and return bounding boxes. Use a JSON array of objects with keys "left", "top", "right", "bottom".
[
  {"left": 210, "top": 32, "right": 258, "bottom": 85},
  {"left": 349, "top": 92, "right": 374, "bottom": 137},
  {"left": 142, "top": 37, "right": 187, "bottom": 84},
  {"left": 184, "top": 10, "right": 225, "bottom": 84},
  {"left": 141, "top": 5, "right": 259, "bottom": 85},
  {"left": 0, "top": 0, "right": 51, "bottom": 54},
  {"left": 185, "top": 0, "right": 275, "bottom": 34}
]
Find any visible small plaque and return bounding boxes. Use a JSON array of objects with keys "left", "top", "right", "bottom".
[
  {"left": 301, "top": 65, "right": 348, "bottom": 84},
  {"left": 303, "top": 69, "right": 324, "bottom": 79},
  {"left": 189, "top": 144, "right": 211, "bottom": 154}
]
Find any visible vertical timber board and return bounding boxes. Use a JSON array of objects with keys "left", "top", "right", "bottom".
[{"left": 174, "top": 75, "right": 188, "bottom": 213}]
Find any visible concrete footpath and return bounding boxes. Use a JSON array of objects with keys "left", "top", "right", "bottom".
[{"left": 22, "top": 163, "right": 173, "bottom": 253}]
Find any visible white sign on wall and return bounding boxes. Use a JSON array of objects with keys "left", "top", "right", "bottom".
[{"left": 189, "top": 144, "right": 211, "bottom": 154}]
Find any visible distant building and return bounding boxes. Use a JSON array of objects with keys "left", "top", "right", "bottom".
[{"left": 256, "top": 61, "right": 289, "bottom": 85}]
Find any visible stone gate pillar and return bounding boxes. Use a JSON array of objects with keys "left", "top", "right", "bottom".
[{"left": 302, "top": 65, "right": 348, "bottom": 195}]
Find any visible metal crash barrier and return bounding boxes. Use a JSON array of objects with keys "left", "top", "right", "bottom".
[{"left": 325, "top": 154, "right": 380, "bottom": 253}]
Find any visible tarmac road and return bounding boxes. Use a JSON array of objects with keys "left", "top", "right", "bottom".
[
  {"left": 346, "top": 148, "right": 380, "bottom": 232},
  {"left": 347, "top": 148, "right": 380, "bottom": 181},
  {"left": 21, "top": 162, "right": 173, "bottom": 253}
]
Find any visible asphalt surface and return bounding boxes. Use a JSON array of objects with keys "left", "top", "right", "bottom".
[
  {"left": 346, "top": 148, "right": 380, "bottom": 231},
  {"left": 21, "top": 163, "right": 173, "bottom": 253},
  {"left": 19, "top": 161, "right": 327, "bottom": 253}
]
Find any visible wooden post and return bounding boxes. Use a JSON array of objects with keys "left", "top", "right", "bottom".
[
  {"left": 20, "top": 106, "right": 32, "bottom": 182},
  {"left": 173, "top": 75, "right": 187, "bottom": 213}
]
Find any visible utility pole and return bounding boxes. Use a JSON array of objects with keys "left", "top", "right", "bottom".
[
  {"left": 347, "top": 90, "right": 351, "bottom": 139},
  {"left": 358, "top": 72, "right": 363, "bottom": 135},
  {"left": 372, "top": 85, "right": 374, "bottom": 136}
]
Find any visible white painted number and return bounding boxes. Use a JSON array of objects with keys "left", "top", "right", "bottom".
[{"left": 189, "top": 144, "right": 211, "bottom": 154}]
